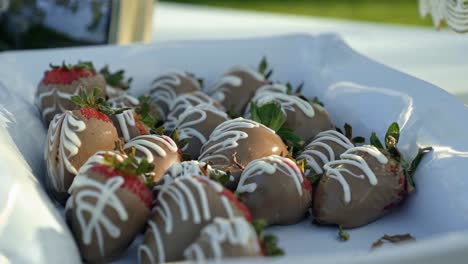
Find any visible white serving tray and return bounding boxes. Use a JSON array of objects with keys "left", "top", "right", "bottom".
[{"left": 1, "top": 34, "right": 468, "bottom": 264}]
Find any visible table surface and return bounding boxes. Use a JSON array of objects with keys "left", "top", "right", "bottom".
[{"left": 153, "top": 3, "right": 468, "bottom": 103}]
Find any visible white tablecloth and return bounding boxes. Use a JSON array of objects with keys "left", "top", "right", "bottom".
[{"left": 153, "top": 3, "right": 468, "bottom": 102}]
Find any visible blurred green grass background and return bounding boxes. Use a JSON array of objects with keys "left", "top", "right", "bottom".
[{"left": 162, "top": 0, "right": 433, "bottom": 26}]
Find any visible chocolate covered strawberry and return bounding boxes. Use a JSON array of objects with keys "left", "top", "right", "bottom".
[
  {"left": 138, "top": 177, "right": 251, "bottom": 264},
  {"left": 183, "top": 217, "right": 263, "bottom": 261},
  {"left": 164, "top": 103, "right": 229, "bottom": 159},
  {"left": 36, "top": 61, "right": 106, "bottom": 125},
  {"left": 148, "top": 71, "right": 202, "bottom": 118},
  {"left": 164, "top": 91, "right": 224, "bottom": 132},
  {"left": 205, "top": 57, "right": 270, "bottom": 116},
  {"left": 313, "top": 123, "right": 432, "bottom": 228},
  {"left": 45, "top": 88, "right": 119, "bottom": 205},
  {"left": 111, "top": 97, "right": 160, "bottom": 142},
  {"left": 124, "top": 134, "right": 181, "bottom": 183},
  {"left": 297, "top": 124, "right": 364, "bottom": 179},
  {"left": 236, "top": 155, "right": 312, "bottom": 225},
  {"left": 66, "top": 151, "right": 154, "bottom": 263},
  {"left": 199, "top": 118, "right": 288, "bottom": 189}
]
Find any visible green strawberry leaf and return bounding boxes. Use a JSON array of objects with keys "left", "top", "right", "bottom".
[
  {"left": 136, "top": 96, "right": 160, "bottom": 129},
  {"left": 311, "top": 96, "right": 324, "bottom": 107},
  {"left": 258, "top": 57, "right": 268, "bottom": 75},
  {"left": 99, "top": 65, "right": 132, "bottom": 90},
  {"left": 385, "top": 122, "right": 400, "bottom": 149},
  {"left": 352, "top": 136, "right": 366, "bottom": 144},
  {"left": 344, "top": 123, "right": 352, "bottom": 139},
  {"left": 370, "top": 132, "right": 384, "bottom": 149},
  {"left": 252, "top": 219, "right": 285, "bottom": 257},
  {"left": 277, "top": 127, "right": 304, "bottom": 150},
  {"left": 72, "top": 87, "right": 129, "bottom": 116},
  {"left": 406, "top": 147, "right": 433, "bottom": 190},
  {"left": 104, "top": 146, "right": 155, "bottom": 188},
  {"left": 250, "top": 101, "right": 285, "bottom": 132},
  {"left": 338, "top": 225, "right": 350, "bottom": 241},
  {"left": 257, "top": 56, "right": 273, "bottom": 80}
]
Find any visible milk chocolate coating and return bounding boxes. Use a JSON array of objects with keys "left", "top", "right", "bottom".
[
  {"left": 111, "top": 110, "right": 150, "bottom": 142},
  {"left": 166, "top": 104, "right": 229, "bottom": 159},
  {"left": 184, "top": 217, "right": 262, "bottom": 261},
  {"left": 124, "top": 135, "right": 181, "bottom": 183},
  {"left": 138, "top": 177, "right": 245, "bottom": 263},
  {"left": 314, "top": 148, "right": 405, "bottom": 228},
  {"left": 284, "top": 103, "right": 333, "bottom": 143},
  {"left": 45, "top": 110, "right": 118, "bottom": 205},
  {"left": 236, "top": 155, "right": 312, "bottom": 225},
  {"left": 36, "top": 74, "right": 107, "bottom": 126},
  {"left": 199, "top": 118, "right": 288, "bottom": 189},
  {"left": 66, "top": 172, "right": 149, "bottom": 263},
  {"left": 297, "top": 130, "right": 354, "bottom": 178},
  {"left": 149, "top": 72, "right": 201, "bottom": 118},
  {"left": 164, "top": 91, "right": 223, "bottom": 132},
  {"left": 207, "top": 67, "right": 267, "bottom": 116}
]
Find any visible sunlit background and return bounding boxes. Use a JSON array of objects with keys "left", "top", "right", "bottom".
[{"left": 162, "top": 0, "right": 433, "bottom": 26}]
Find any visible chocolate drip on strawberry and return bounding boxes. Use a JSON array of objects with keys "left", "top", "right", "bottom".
[
  {"left": 183, "top": 217, "right": 263, "bottom": 261},
  {"left": 138, "top": 177, "right": 251, "bottom": 263},
  {"left": 236, "top": 155, "right": 312, "bottom": 225},
  {"left": 199, "top": 118, "right": 288, "bottom": 189},
  {"left": 297, "top": 124, "right": 365, "bottom": 180},
  {"left": 164, "top": 103, "right": 229, "bottom": 159},
  {"left": 45, "top": 88, "right": 119, "bottom": 204},
  {"left": 313, "top": 123, "right": 432, "bottom": 228},
  {"left": 205, "top": 57, "right": 271, "bottom": 117},
  {"left": 36, "top": 61, "right": 107, "bottom": 125},
  {"left": 164, "top": 91, "right": 225, "bottom": 132},
  {"left": 147, "top": 71, "right": 202, "bottom": 119},
  {"left": 66, "top": 152, "right": 154, "bottom": 262}
]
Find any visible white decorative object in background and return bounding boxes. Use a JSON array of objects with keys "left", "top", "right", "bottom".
[{"left": 419, "top": 0, "right": 468, "bottom": 32}]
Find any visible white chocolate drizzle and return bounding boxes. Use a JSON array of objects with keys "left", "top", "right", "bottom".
[
  {"left": 36, "top": 87, "right": 80, "bottom": 121},
  {"left": 66, "top": 174, "right": 129, "bottom": 257},
  {"left": 164, "top": 92, "right": 219, "bottom": 132},
  {"left": 183, "top": 217, "right": 260, "bottom": 261},
  {"left": 156, "top": 161, "right": 230, "bottom": 192},
  {"left": 45, "top": 111, "right": 86, "bottom": 192},
  {"left": 323, "top": 145, "right": 388, "bottom": 203},
  {"left": 246, "top": 84, "right": 315, "bottom": 118},
  {"left": 173, "top": 104, "right": 228, "bottom": 151},
  {"left": 123, "top": 135, "right": 178, "bottom": 163},
  {"left": 149, "top": 71, "right": 201, "bottom": 116},
  {"left": 236, "top": 155, "right": 304, "bottom": 195},
  {"left": 206, "top": 76, "right": 242, "bottom": 102},
  {"left": 115, "top": 110, "right": 137, "bottom": 142},
  {"left": 138, "top": 177, "right": 237, "bottom": 263},
  {"left": 107, "top": 91, "right": 140, "bottom": 109},
  {"left": 199, "top": 118, "right": 275, "bottom": 165},
  {"left": 297, "top": 130, "right": 354, "bottom": 175}
]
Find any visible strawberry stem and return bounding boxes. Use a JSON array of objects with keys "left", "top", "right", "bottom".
[
  {"left": 71, "top": 87, "right": 129, "bottom": 116},
  {"left": 253, "top": 219, "right": 284, "bottom": 256}
]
